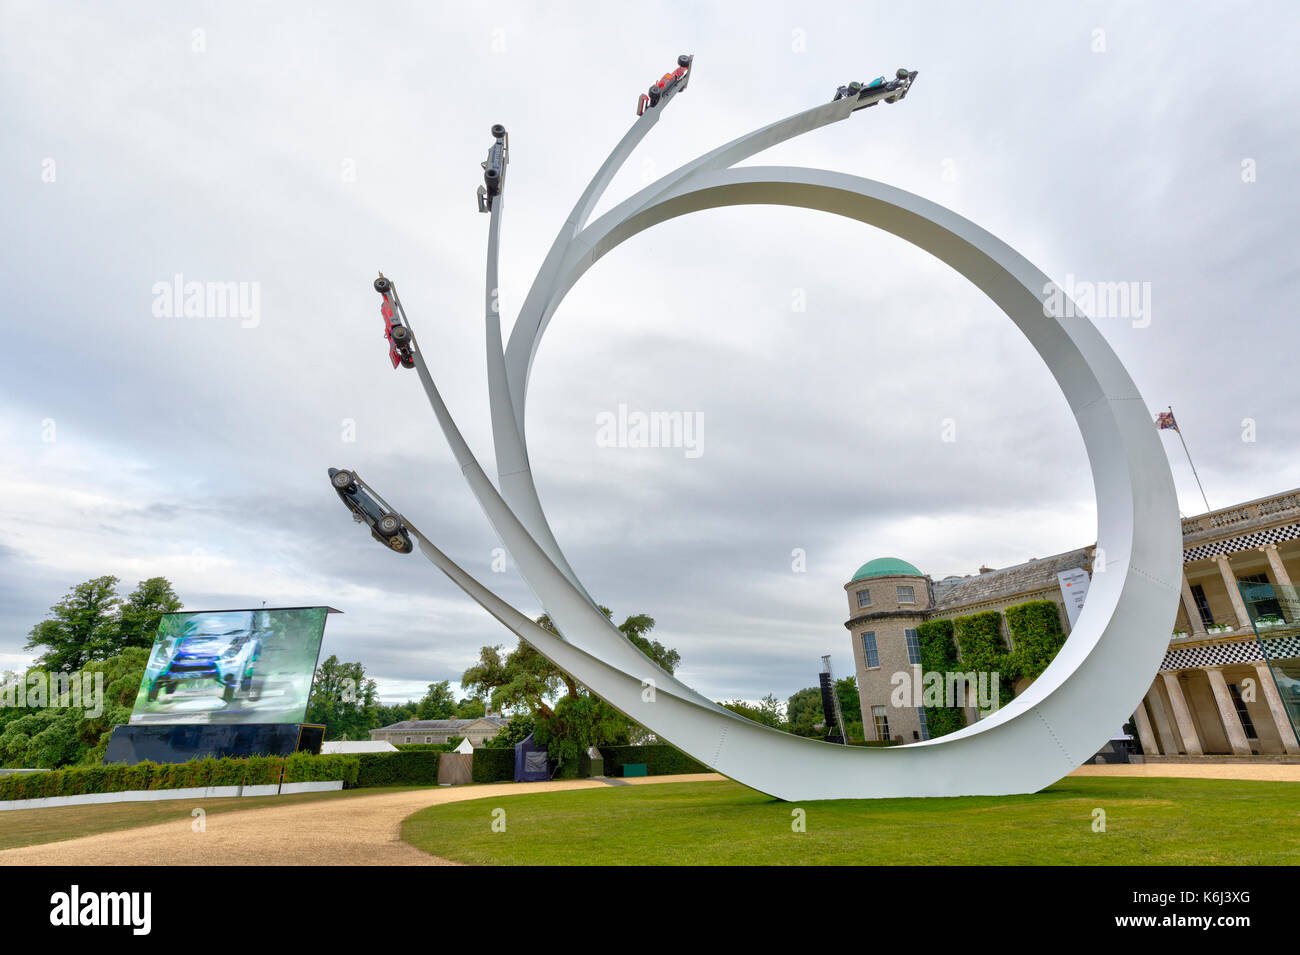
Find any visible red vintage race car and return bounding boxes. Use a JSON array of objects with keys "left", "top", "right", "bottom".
[
  {"left": 373, "top": 273, "right": 415, "bottom": 369},
  {"left": 637, "top": 54, "right": 693, "bottom": 116}
]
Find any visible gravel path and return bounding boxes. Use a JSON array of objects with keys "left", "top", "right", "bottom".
[{"left": 0, "top": 774, "right": 724, "bottom": 867}]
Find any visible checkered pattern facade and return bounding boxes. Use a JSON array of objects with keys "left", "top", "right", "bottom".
[
  {"left": 1160, "top": 635, "right": 1300, "bottom": 670},
  {"left": 1183, "top": 522, "right": 1300, "bottom": 563}
]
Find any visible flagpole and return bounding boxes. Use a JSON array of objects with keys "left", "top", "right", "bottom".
[{"left": 1169, "top": 405, "right": 1212, "bottom": 514}]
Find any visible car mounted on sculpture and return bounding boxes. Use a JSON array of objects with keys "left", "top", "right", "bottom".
[
  {"left": 477, "top": 124, "right": 509, "bottom": 213},
  {"left": 833, "top": 67, "right": 918, "bottom": 110},
  {"left": 373, "top": 272, "right": 415, "bottom": 369},
  {"left": 637, "top": 54, "right": 693, "bottom": 115},
  {"left": 145, "top": 617, "right": 264, "bottom": 704},
  {"left": 328, "top": 467, "right": 413, "bottom": 554}
]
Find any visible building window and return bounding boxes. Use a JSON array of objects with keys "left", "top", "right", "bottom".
[
  {"left": 856, "top": 588, "right": 872, "bottom": 609},
  {"left": 404, "top": 736, "right": 411, "bottom": 743},
  {"left": 1190, "top": 583, "right": 1215, "bottom": 628},
  {"left": 917, "top": 707, "right": 930, "bottom": 740},
  {"left": 896, "top": 585, "right": 915, "bottom": 604},
  {"left": 872, "top": 705, "right": 890, "bottom": 741},
  {"left": 905, "top": 628, "right": 921, "bottom": 665},
  {"left": 425, "top": 736, "right": 432, "bottom": 743},
  {"left": 1238, "top": 573, "right": 1282, "bottom": 619},
  {"left": 861, "top": 632, "right": 879, "bottom": 668},
  {"left": 1228, "top": 683, "right": 1258, "bottom": 739}
]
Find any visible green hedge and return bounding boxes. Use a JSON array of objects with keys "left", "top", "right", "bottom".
[
  {"left": 598, "top": 744, "right": 709, "bottom": 777},
  {"left": 393, "top": 742, "right": 456, "bottom": 752},
  {"left": 283, "top": 753, "right": 359, "bottom": 787},
  {"left": 354, "top": 751, "right": 441, "bottom": 787},
  {"left": 0, "top": 753, "right": 357, "bottom": 802},
  {"left": 471, "top": 747, "right": 515, "bottom": 783}
]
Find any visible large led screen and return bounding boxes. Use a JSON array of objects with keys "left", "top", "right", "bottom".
[{"left": 129, "top": 607, "right": 329, "bottom": 725}]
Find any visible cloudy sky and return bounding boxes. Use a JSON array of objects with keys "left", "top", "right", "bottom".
[{"left": 2, "top": 1, "right": 1297, "bottom": 706}]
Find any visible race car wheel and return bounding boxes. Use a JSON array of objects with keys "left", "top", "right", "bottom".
[
  {"left": 221, "top": 679, "right": 236, "bottom": 703},
  {"left": 897, "top": 68, "right": 910, "bottom": 79},
  {"left": 331, "top": 469, "right": 356, "bottom": 491},
  {"left": 377, "top": 513, "right": 402, "bottom": 536},
  {"left": 390, "top": 325, "right": 411, "bottom": 346},
  {"left": 491, "top": 123, "right": 507, "bottom": 139},
  {"left": 164, "top": 681, "right": 177, "bottom": 695},
  {"left": 146, "top": 682, "right": 160, "bottom": 702},
  {"left": 373, "top": 276, "right": 390, "bottom": 294},
  {"left": 678, "top": 54, "right": 691, "bottom": 68}
]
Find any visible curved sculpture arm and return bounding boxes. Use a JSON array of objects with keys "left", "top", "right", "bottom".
[{"left": 504, "top": 95, "right": 864, "bottom": 425}]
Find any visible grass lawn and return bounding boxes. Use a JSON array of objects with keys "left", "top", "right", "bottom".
[
  {"left": 0, "top": 786, "right": 425, "bottom": 851},
  {"left": 401, "top": 777, "right": 1300, "bottom": 865}
]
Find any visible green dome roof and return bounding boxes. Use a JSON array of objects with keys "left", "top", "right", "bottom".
[{"left": 850, "top": 557, "right": 923, "bottom": 582}]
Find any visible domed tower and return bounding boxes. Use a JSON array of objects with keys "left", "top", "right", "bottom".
[{"left": 844, "top": 557, "right": 932, "bottom": 743}]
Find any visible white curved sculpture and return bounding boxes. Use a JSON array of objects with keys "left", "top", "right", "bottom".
[{"left": 381, "top": 72, "right": 1181, "bottom": 799}]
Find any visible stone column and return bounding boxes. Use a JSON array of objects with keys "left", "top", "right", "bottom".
[
  {"left": 1205, "top": 667, "right": 1251, "bottom": 755},
  {"left": 1160, "top": 671, "right": 1203, "bottom": 756},
  {"left": 1131, "top": 696, "right": 1161, "bottom": 755},
  {"left": 1214, "top": 555, "right": 1253, "bottom": 629},
  {"left": 1254, "top": 661, "right": 1300, "bottom": 755},
  {"left": 1180, "top": 571, "right": 1207, "bottom": 636},
  {"left": 1261, "top": 543, "right": 1294, "bottom": 588}
]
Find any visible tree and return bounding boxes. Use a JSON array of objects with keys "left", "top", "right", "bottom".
[
  {"left": 720, "top": 694, "right": 784, "bottom": 729},
  {"left": 415, "top": 680, "right": 457, "bottom": 720},
  {"left": 461, "top": 607, "right": 673, "bottom": 772},
  {"left": 835, "top": 675, "right": 860, "bottom": 726},
  {"left": 617, "top": 613, "right": 680, "bottom": 674},
  {"left": 454, "top": 697, "right": 485, "bottom": 719},
  {"left": 306, "top": 656, "right": 379, "bottom": 740},
  {"left": 24, "top": 576, "right": 122, "bottom": 671},
  {"left": 112, "top": 578, "right": 182, "bottom": 655},
  {"left": 785, "top": 686, "right": 825, "bottom": 737},
  {"left": 0, "top": 647, "right": 148, "bottom": 768},
  {"left": 484, "top": 713, "right": 534, "bottom": 749}
]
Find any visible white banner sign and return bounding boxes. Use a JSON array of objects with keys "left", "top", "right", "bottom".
[{"left": 1057, "top": 567, "right": 1091, "bottom": 629}]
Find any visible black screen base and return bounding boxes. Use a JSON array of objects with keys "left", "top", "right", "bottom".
[{"left": 104, "top": 723, "right": 325, "bottom": 765}]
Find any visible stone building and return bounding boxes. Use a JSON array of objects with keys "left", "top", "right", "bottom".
[
  {"left": 844, "top": 486, "right": 1300, "bottom": 758},
  {"left": 369, "top": 716, "right": 509, "bottom": 746}
]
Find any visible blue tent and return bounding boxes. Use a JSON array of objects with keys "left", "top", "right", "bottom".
[{"left": 513, "top": 732, "right": 552, "bottom": 782}]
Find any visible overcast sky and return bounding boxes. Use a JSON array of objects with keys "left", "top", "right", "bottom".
[{"left": 2, "top": 1, "right": 1297, "bottom": 706}]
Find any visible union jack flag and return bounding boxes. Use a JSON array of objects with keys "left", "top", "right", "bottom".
[{"left": 1155, "top": 410, "right": 1178, "bottom": 431}]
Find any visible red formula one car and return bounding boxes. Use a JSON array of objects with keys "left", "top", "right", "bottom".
[
  {"left": 637, "top": 54, "right": 693, "bottom": 116},
  {"left": 372, "top": 273, "right": 415, "bottom": 369}
]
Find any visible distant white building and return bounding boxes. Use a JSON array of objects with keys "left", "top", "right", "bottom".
[{"left": 320, "top": 740, "right": 398, "bottom": 754}]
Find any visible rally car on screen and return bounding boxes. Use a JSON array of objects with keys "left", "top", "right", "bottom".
[
  {"left": 145, "top": 616, "right": 263, "bottom": 704},
  {"left": 329, "top": 467, "right": 413, "bottom": 554},
  {"left": 637, "top": 54, "right": 693, "bottom": 115},
  {"left": 477, "top": 124, "right": 509, "bottom": 213},
  {"left": 373, "top": 273, "right": 415, "bottom": 369},
  {"left": 833, "top": 67, "right": 919, "bottom": 110}
]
